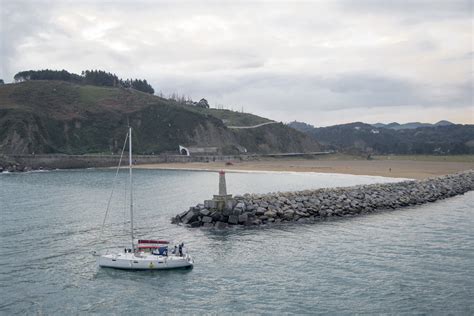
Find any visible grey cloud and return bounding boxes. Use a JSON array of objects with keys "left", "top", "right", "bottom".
[
  {"left": 416, "top": 40, "right": 437, "bottom": 52},
  {"left": 442, "top": 51, "right": 474, "bottom": 63},
  {"left": 156, "top": 71, "right": 464, "bottom": 113},
  {"left": 321, "top": 74, "right": 414, "bottom": 94},
  {"left": 339, "top": 0, "right": 472, "bottom": 20},
  {"left": 0, "top": 0, "right": 54, "bottom": 77},
  {"left": 0, "top": 0, "right": 472, "bottom": 125}
]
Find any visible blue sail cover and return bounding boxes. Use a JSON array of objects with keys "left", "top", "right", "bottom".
[{"left": 157, "top": 246, "right": 168, "bottom": 256}]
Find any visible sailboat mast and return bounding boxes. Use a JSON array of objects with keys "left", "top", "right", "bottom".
[{"left": 129, "top": 127, "right": 135, "bottom": 252}]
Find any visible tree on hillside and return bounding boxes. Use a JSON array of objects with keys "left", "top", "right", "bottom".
[
  {"left": 130, "top": 79, "right": 154, "bottom": 94},
  {"left": 14, "top": 69, "right": 82, "bottom": 83},
  {"left": 82, "top": 70, "right": 119, "bottom": 87},
  {"left": 197, "top": 98, "right": 209, "bottom": 108},
  {"left": 119, "top": 78, "right": 154, "bottom": 94},
  {"left": 0, "top": 79, "right": 4, "bottom": 85},
  {"left": 12, "top": 69, "right": 156, "bottom": 94}
]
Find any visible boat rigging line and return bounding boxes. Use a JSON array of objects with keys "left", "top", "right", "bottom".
[{"left": 98, "top": 131, "right": 129, "bottom": 242}]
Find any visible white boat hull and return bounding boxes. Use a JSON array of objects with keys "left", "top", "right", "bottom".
[{"left": 97, "top": 252, "right": 194, "bottom": 270}]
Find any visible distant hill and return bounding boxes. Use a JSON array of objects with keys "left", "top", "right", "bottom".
[
  {"left": 287, "top": 121, "right": 315, "bottom": 133},
  {"left": 288, "top": 121, "right": 474, "bottom": 155},
  {"left": 0, "top": 81, "right": 320, "bottom": 155},
  {"left": 371, "top": 120, "right": 455, "bottom": 130}
]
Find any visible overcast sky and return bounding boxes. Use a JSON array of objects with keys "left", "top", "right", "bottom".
[{"left": 1, "top": 0, "right": 472, "bottom": 126}]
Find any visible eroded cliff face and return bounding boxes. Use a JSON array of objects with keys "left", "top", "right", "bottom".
[
  {"left": 0, "top": 110, "right": 52, "bottom": 154},
  {"left": 186, "top": 122, "right": 320, "bottom": 155},
  {"left": 1, "top": 130, "right": 28, "bottom": 154},
  {"left": 233, "top": 123, "right": 321, "bottom": 154},
  {"left": 190, "top": 122, "right": 235, "bottom": 147},
  {"left": 0, "top": 81, "right": 320, "bottom": 155}
]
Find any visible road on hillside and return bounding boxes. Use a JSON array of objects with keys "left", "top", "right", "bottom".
[{"left": 227, "top": 121, "right": 278, "bottom": 129}]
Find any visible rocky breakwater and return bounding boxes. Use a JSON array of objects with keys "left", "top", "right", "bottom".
[{"left": 172, "top": 170, "right": 474, "bottom": 228}]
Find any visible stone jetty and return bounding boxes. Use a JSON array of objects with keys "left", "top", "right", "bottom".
[{"left": 172, "top": 170, "right": 474, "bottom": 228}]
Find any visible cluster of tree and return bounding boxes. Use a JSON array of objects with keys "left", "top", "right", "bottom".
[
  {"left": 13, "top": 69, "right": 154, "bottom": 94},
  {"left": 81, "top": 70, "right": 154, "bottom": 93},
  {"left": 0, "top": 79, "right": 4, "bottom": 85},
  {"left": 14, "top": 70, "right": 82, "bottom": 83},
  {"left": 121, "top": 78, "right": 154, "bottom": 94},
  {"left": 81, "top": 70, "right": 118, "bottom": 87}
]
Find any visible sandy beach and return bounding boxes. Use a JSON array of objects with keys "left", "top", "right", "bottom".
[{"left": 135, "top": 155, "right": 474, "bottom": 179}]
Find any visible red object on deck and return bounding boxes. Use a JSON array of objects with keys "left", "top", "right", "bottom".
[{"left": 219, "top": 170, "right": 225, "bottom": 175}]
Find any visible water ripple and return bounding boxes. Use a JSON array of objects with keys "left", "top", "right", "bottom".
[{"left": 0, "top": 169, "right": 473, "bottom": 314}]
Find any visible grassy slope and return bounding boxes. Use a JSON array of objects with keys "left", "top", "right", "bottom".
[
  {"left": 185, "top": 107, "right": 271, "bottom": 126},
  {"left": 0, "top": 81, "right": 319, "bottom": 155},
  {"left": 0, "top": 81, "right": 219, "bottom": 154}
]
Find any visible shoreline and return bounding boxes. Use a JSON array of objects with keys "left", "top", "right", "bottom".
[
  {"left": 2, "top": 154, "right": 473, "bottom": 180},
  {"left": 133, "top": 165, "right": 414, "bottom": 181},
  {"left": 135, "top": 157, "right": 474, "bottom": 180}
]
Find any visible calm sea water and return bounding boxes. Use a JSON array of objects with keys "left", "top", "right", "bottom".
[{"left": 0, "top": 169, "right": 473, "bottom": 314}]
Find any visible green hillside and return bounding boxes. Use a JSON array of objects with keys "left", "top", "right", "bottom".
[
  {"left": 0, "top": 81, "right": 319, "bottom": 155},
  {"left": 185, "top": 107, "right": 271, "bottom": 126},
  {"left": 289, "top": 121, "right": 474, "bottom": 155}
]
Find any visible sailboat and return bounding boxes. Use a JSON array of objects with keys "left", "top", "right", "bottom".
[{"left": 95, "top": 127, "right": 194, "bottom": 270}]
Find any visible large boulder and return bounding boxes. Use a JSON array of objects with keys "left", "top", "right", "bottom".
[
  {"left": 182, "top": 210, "right": 199, "bottom": 224},
  {"left": 283, "top": 209, "right": 295, "bottom": 220},
  {"left": 232, "top": 208, "right": 243, "bottom": 216},
  {"left": 202, "top": 216, "right": 213, "bottom": 223},
  {"left": 238, "top": 213, "right": 249, "bottom": 223},
  {"left": 228, "top": 215, "right": 239, "bottom": 225},
  {"left": 295, "top": 210, "right": 309, "bottom": 217},
  {"left": 234, "top": 202, "right": 246, "bottom": 211},
  {"left": 256, "top": 207, "right": 266, "bottom": 215},
  {"left": 215, "top": 221, "right": 228, "bottom": 229},
  {"left": 264, "top": 210, "right": 276, "bottom": 218},
  {"left": 189, "top": 221, "right": 201, "bottom": 228},
  {"left": 211, "top": 211, "right": 223, "bottom": 221},
  {"left": 246, "top": 204, "right": 256, "bottom": 211},
  {"left": 199, "top": 209, "right": 211, "bottom": 216},
  {"left": 178, "top": 209, "right": 190, "bottom": 219}
]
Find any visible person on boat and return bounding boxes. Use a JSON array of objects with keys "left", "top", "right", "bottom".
[
  {"left": 178, "top": 243, "right": 183, "bottom": 256},
  {"left": 182, "top": 244, "right": 187, "bottom": 256}
]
